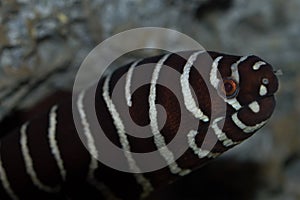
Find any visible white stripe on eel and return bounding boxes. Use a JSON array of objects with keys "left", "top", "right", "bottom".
[
  {"left": 77, "top": 91, "right": 99, "bottom": 176},
  {"left": 231, "top": 113, "right": 267, "bottom": 133},
  {"left": 125, "top": 60, "right": 140, "bottom": 107},
  {"left": 180, "top": 50, "right": 209, "bottom": 122},
  {"left": 20, "top": 123, "right": 60, "bottom": 193},
  {"left": 187, "top": 130, "right": 220, "bottom": 158},
  {"left": 48, "top": 105, "right": 66, "bottom": 181},
  {"left": 211, "top": 117, "right": 240, "bottom": 147},
  {"left": 77, "top": 90, "right": 119, "bottom": 200},
  {"left": 248, "top": 101, "right": 260, "bottom": 113},
  {"left": 230, "top": 56, "right": 248, "bottom": 82},
  {"left": 259, "top": 85, "right": 268, "bottom": 96},
  {"left": 209, "top": 56, "right": 223, "bottom": 89},
  {"left": 253, "top": 61, "right": 266, "bottom": 70},
  {"left": 210, "top": 56, "right": 242, "bottom": 110},
  {"left": 0, "top": 142, "right": 19, "bottom": 200},
  {"left": 103, "top": 75, "right": 153, "bottom": 198},
  {"left": 227, "top": 56, "right": 248, "bottom": 110},
  {"left": 149, "top": 54, "right": 191, "bottom": 176}
]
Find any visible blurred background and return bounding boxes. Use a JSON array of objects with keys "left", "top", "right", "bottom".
[{"left": 0, "top": 0, "right": 299, "bottom": 199}]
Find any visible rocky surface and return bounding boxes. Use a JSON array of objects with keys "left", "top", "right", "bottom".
[{"left": 0, "top": 0, "right": 299, "bottom": 199}]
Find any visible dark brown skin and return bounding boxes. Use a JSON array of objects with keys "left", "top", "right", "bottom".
[{"left": 0, "top": 51, "right": 278, "bottom": 200}]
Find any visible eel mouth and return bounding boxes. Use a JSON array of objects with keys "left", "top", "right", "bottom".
[
  {"left": 256, "top": 94, "right": 276, "bottom": 116},
  {"left": 223, "top": 94, "right": 276, "bottom": 127},
  {"left": 237, "top": 95, "right": 276, "bottom": 127}
]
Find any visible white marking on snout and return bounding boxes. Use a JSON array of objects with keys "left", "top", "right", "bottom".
[
  {"left": 248, "top": 101, "right": 260, "bottom": 113},
  {"left": 259, "top": 85, "right": 268, "bottom": 96},
  {"left": 253, "top": 61, "right": 266, "bottom": 70}
]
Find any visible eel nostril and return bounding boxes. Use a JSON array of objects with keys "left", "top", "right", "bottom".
[
  {"left": 274, "top": 69, "right": 283, "bottom": 76},
  {"left": 262, "top": 78, "right": 269, "bottom": 85}
]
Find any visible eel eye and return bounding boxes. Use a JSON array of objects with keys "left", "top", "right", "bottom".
[{"left": 221, "top": 78, "right": 239, "bottom": 99}]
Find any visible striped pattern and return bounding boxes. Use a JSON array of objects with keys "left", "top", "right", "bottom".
[
  {"left": 180, "top": 50, "right": 209, "bottom": 122},
  {"left": 231, "top": 113, "right": 267, "bottom": 134},
  {"left": 0, "top": 50, "right": 278, "bottom": 200},
  {"left": 77, "top": 90, "right": 119, "bottom": 199},
  {"left": 125, "top": 60, "right": 140, "bottom": 107},
  {"left": 149, "top": 53, "right": 191, "bottom": 176},
  {"left": 20, "top": 123, "right": 60, "bottom": 193},
  {"left": 48, "top": 105, "right": 66, "bottom": 181},
  {"left": 211, "top": 117, "right": 240, "bottom": 147},
  {"left": 187, "top": 130, "right": 220, "bottom": 158},
  {"left": 77, "top": 91, "right": 99, "bottom": 181},
  {"left": 103, "top": 74, "right": 153, "bottom": 198},
  {"left": 0, "top": 143, "right": 19, "bottom": 200}
]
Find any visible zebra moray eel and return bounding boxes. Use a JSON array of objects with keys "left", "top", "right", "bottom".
[{"left": 0, "top": 50, "right": 278, "bottom": 200}]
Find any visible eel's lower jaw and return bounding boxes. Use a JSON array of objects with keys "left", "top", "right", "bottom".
[
  {"left": 222, "top": 95, "right": 276, "bottom": 132},
  {"left": 257, "top": 95, "right": 276, "bottom": 115}
]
